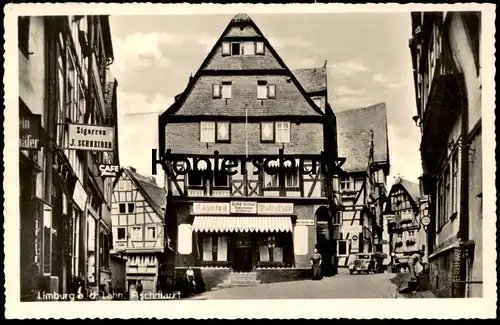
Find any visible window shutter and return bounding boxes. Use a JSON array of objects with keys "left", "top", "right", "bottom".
[
  {"left": 256, "top": 41, "right": 265, "bottom": 54},
  {"left": 221, "top": 83, "right": 232, "bottom": 99},
  {"left": 267, "top": 84, "right": 276, "bottom": 98},
  {"left": 243, "top": 41, "right": 255, "bottom": 55},
  {"left": 257, "top": 82, "right": 268, "bottom": 99},
  {"left": 222, "top": 42, "right": 230, "bottom": 55},
  {"left": 293, "top": 225, "right": 308, "bottom": 255},
  {"left": 212, "top": 84, "right": 221, "bottom": 98}
]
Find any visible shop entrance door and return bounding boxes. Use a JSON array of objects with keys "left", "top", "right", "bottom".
[{"left": 233, "top": 234, "right": 253, "bottom": 272}]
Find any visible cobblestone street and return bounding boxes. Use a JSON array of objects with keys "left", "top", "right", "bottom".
[{"left": 188, "top": 270, "right": 410, "bottom": 299}]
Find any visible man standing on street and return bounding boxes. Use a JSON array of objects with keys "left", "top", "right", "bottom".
[
  {"left": 408, "top": 250, "right": 424, "bottom": 293},
  {"left": 136, "top": 280, "right": 143, "bottom": 300}
]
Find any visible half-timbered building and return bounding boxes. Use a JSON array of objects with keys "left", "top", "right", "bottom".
[
  {"left": 111, "top": 167, "right": 174, "bottom": 294},
  {"left": 158, "top": 13, "right": 343, "bottom": 289},
  {"left": 335, "top": 103, "right": 390, "bottom": 267},
  {"left": 383, "top": 177, "right": 425, "bottom": 265}
]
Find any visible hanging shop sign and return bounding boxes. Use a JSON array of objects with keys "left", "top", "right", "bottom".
[
  {"left": 19, "top": 114, "right": 41, "bottom": 150},
  {"left": 72, "top": 180, "right": 88, "bottom": 211},
  {"left": 342, "top": 225, "right": 362, "bottom": 233},
  {"left": 67, "top": 124, "right": 115, "bottom": 152},
  {"left": 230, "top": 201, "right": 257, "bottom": 214},
  {"left": 98, "top": 164, "right": 120, "bottom": 177},
  {"left": 258, "top": 202, "right": 294, "bottom": 215},
  {"left": 296, "top": 219, "right": 315, "bottom": 226}
]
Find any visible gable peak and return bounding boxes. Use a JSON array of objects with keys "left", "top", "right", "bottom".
[{"left": 231, "top": 13, "right": 253, "bottom": 24}]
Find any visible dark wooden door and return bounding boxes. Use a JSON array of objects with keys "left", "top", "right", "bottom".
[{"left": 233, "top": 234, "right": 253, "bottom": 271}]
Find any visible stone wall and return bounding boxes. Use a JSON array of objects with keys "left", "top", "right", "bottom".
[{"left": 256, "top": 268, "right": 310, "bottom": 283}]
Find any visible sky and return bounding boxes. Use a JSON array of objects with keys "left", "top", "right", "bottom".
[{"left": 109, "top": 13, "right": 423, "bottom": 189}]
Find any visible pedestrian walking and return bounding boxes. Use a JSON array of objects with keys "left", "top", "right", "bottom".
[
  {"left": 408, "top": 249, "right": 424, "bottom": 293},
  {"left": 186, "top": 266, "right": 196, "bottom": 293},
  {"left": 310, "top": 248, "right": 322, "bottom": 280},
  {"left": 136, "top": 280, "right": 143, "bottom": 300}
]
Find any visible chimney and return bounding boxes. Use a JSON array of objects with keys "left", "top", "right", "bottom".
[
  {"left": 150, "top": 177, "right": 156, "bottom": 185},
  {"left": 128, "top": 166, "right": 136, "bottom": 173}
]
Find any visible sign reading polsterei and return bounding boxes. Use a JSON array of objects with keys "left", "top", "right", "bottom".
[
  {"left": 192, "top": 202, "right": 294, "bottom": 215},
  {"left": 19, "top": 114, "right": 41, "bottom": 150},
  {"left": 68, "top": 124, "right": 115, "bottom": 152}
]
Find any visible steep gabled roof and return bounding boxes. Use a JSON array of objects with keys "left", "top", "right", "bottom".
[
  {"left": 123, "top": 168, "right": 166, "bottom": 219},
  {"left": 159, "top": 13, "right": 324, "bottom": 119},
  {"left": 336, "top": 103, "right": 390, "bottom": 173},
  {"left": 394, "top": 177, "right": 421, "bottom": 204},
  {"left": 292, "top": 67, "right": 327, "bottom": 93},
  {"left": 337, "top": 131, "right": 372, "bottom": 173}
]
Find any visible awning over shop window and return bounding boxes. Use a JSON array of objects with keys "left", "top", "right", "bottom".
[{"left": 192, "top": 216, "right": 293, "bottom": 233}]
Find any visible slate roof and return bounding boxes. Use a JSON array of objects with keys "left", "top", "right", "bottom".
[
  {"left": 124, "top": 168, "right": 166, "bottom": 219},
  {"left": 292, "top": 67, "right": 327, "bottom": 93},
  {"left": 336, "top": 103, "right": 390, "bottom": 173}
]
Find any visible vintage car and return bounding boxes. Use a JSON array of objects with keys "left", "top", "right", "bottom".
[{"left": 348, "top": 253, "right": 377, "bottom": 274}]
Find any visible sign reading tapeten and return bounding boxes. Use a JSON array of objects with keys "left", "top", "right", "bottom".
[
  {"left": 68, "top": 124, "right": 115, "bottom": 152},
  {"left": 192, "top": 202, "right": 229, "bottom": 215},
  {"left": 230, "top": 201, "right": 257, "bottom": 214},
  {"left": 258, "top": 203, "right": 294, "bottom": 215}
]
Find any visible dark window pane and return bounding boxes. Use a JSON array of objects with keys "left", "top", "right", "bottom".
[
  {"left": 188, "top": 171, "right": 203, "bottom": 186},
  {"left": 128, "top": 203, "right": 135, "bottom": 213},
  {"left": 119, "top": 203, "right": 126, "bottom": 213},
  {"left": 214, "top": 171, "right": 228, "bottom": 187},
  {"left": 118, "top": 228, "right": 126, "bottom": 240}
]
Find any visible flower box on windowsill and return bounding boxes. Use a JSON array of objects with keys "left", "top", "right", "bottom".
[{"left": 341, "top": 190, "right": 357, "bottom": 197}]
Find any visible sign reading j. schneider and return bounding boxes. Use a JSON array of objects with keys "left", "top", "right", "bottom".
[{"left": 68, "top": 124, "right": 115, "bottom": 152}]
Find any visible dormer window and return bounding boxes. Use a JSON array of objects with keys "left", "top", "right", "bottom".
[
  {"left": 256, "top": 41, "right": 265, "bottom": 55},
  {"left": 222, "top": 41, "right": 265, "bottom": 56},
  {"left": 231, "top": 42, "right": 241, "bottom": 55},
  {"left": 212, "top": 82, "right": 232, "bottom": 99}
]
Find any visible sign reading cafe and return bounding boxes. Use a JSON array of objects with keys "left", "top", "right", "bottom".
[
  {"left": 99, "top": 164, "right": 120, "bottom": 178},
  {"left": 68, "top": 124, "right": 115, "bottom": 152}
]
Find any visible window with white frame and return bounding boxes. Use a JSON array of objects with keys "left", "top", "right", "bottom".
[
  {"left": 118, "top": 180, "right": 132, "bottom": 191},
  {"left": 200, "top": 122, "right": 216, "bottom": 143},
  {"left": 221, "top": 41, "right": 263, "bottom": 56},
  {"left": 260, "top": 122, "right": 275, "bottom": 142},
  {"left": 201, "top": 235, "right": 228, "bottom": 262},
  {"left": 200, "top": 121, "right": 230, "bottom": 143},
  {"left": 257, "top": 81, "right": 276, "bottom": 99},
  {"left": 340, "top": 176, "right": 352, "bottom": 190},
  {"left": 337, "top": 240, "right": 349, "bottom": 256},
  {"left": 264, "top": 171, "right": 279, "bottom": 188},
  {"left": 146, "top": 226, "right": 156, "bottom": 241},
  {"left": 131, "top": 226, "right": 142, "bottom": 241},
  {"left": 276, "top": 122, "right": 290, "bottom": 143}
]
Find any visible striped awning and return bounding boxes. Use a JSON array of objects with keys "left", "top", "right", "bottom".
[{"left": 192, "top": 216, "right": 293, "bottom": 233}]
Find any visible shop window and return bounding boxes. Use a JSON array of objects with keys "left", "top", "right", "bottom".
[
  {"left": 146, "top": 226, "right": 156, "bottom": 241},
  {"left": 337, "top": 240, "right": 348, "bottom": 256},
  {"left": 117, "top": 227, "right": 126, "bottom": 240},
  {"left": 201, "top": 235, "right": 227, "bottom": 262},
  {"left": 18, "top": 17, "right": 30, "bottom": 56},
  {"left": 258, "top": 235, "right": 284, "bottom": 263},
  {"left": 99, "top": 230, "right": 110, "bottom": 270}
]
